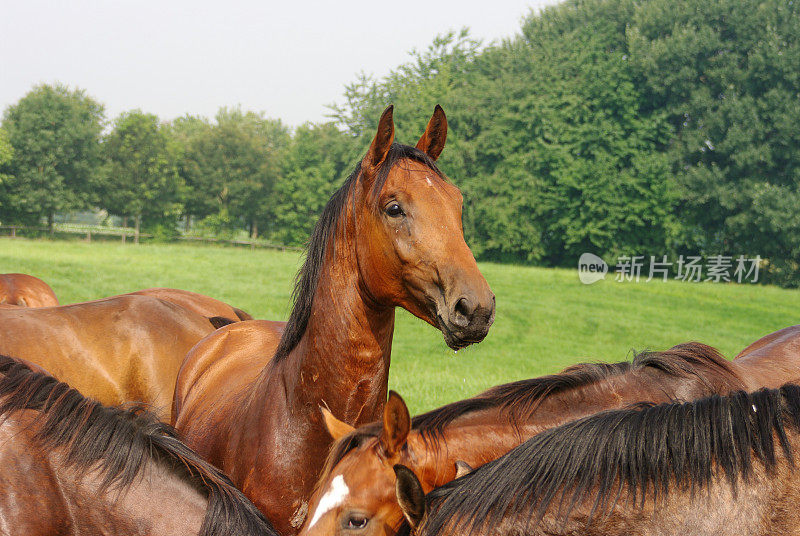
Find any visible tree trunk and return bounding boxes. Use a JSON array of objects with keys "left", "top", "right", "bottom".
[
  {"left": 134, "top": 214, "right": 141, "bottom": 244},
  {"left": 185, "top": 215, "right": 191, "bottom": 233},
  {"left": 47, "top": 212, "right": 54, "bottom": 237},
  {"left": 251, "top": 219, "right": 258, "bottom": 240},
  {"left": 122, "top": 215, "right": 127, "bottom": 244}
]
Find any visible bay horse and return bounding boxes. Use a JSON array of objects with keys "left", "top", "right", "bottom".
[
  {"left": 0, "top": 355, "right": 277, "bottom": 536},
  {"left": 0, "top": 272, "right": 59, "bottom": 306},
  {"left": 301, "top": 342, "right": 747, "bottom": 536},
  {"left": 396, "top": 383, "right": 800, "bottom": 536},
  {"left": 127, "top": 287, "right": 254, "bottom": 322},
  {"left": 0, "top": 294, "right": 220, "bottom": 421},
  {"left": 172, "top": 105, "right": 495, "bottom": 535},
  {"left": 301, "top": 327, "right": 800, "bottom": 536}
]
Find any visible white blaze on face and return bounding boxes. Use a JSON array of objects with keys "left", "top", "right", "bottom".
[{"left": 307, "top": 474, "right": 349, "bottom": 529}]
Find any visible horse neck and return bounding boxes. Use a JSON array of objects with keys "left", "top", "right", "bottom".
[
  {"left": 404, "top": 369, "right": 707, "bottom": 490},
  {"left": 405, "top": 420, "right": 537, "bottom": 491},
  {"left": 251, "top": 208, "right": 395, "bottom": 427},
  {"left": 61, "top": 459, "right": 207, "bottom": 535}
]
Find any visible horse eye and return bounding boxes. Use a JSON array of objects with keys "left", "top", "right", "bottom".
[
  {"left": 346, "top": 515, "right": 369, "bottom": 529},
  {"left": 385, "top": 202, "right": 404, "bottom": 218}
]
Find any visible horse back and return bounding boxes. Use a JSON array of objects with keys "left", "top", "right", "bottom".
[
  {"left": 733, "top": 325, "right": 800, "bottom": 389},
  {"left": 128, "top": 287, "right": 252, "bottom": 323},
  {"left": 0, "top": 295, "right": 217, "bottom": 420},
  {"left": 0, "top": 273, "right": 59, "bottom": 307}
]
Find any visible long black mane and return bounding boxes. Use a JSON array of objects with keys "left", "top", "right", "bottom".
[
  {"left": 273, "top": 143, "right": 444, "bottom": 361},
  {"left": 412, "top": 341, "right": 741, "bottom": 437},
  {"left": 420, "top": 384, "right": 800, "bottom": 536},
  {"left": 318, "top": 342, "right": 742, "bottom": 484},
  {"left": 0, "top": 355, "right": 277, "bottom": 536}
]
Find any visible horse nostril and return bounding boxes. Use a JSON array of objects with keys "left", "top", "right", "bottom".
[{"left": 452, "top": 297, "right": 474, "bottom": 327}]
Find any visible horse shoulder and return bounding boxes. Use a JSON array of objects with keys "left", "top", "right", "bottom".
[
  {"left": 172, "top": 319, "right": 285, "bottom": 429},
  {"left": 0, "top": 412, "right": 66, "bottom": 533}
]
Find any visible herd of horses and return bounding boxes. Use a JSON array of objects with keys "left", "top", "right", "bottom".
[{"left": 2, "top": 105, "right": 800, "bottom": 536}]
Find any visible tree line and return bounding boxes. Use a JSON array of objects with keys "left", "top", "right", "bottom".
[{"left": 1, "top": 0, "right": 798, "bottom": 286}]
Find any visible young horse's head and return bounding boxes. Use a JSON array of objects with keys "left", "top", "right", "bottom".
[
  {"left": 278, "top": 106, "right": 494, "bottom": 355},
  {"left": 301, "top": 392, "right": 417, "bottom": 536},
  {"left": 353, "top": 106, "right": 495, "bottom": 348}
]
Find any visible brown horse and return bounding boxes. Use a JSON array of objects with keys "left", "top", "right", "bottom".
[
  {"left": 0, "top": 355, "right": 277, "bottom": 536},
  {"left": 396, "top": 384, "right": 800, "bottom": 536},
  {"left": 127, "top": 287, "right": 254, "bottom": 322},
  {"left": 0, "top": 294, "right": 219, "bottom": 421},
  {"left": 301, "top": 343, "right": 747, "bottom": 536},
  {"left": 301, "top": 328, "right": 800, "bottom": 536},
  {"left": 0, "top": 272, "right": 59, "bottom": 306},
  {"left": 172, "top": 105, "right": 495, "bottom": 535}
]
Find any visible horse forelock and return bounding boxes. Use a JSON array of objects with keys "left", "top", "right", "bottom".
[
  {"left": 0, "top": 355, "right": 277, "bottom": 536},
  {"left": 419, "top": 384, "right": 800, "bottom": 536},
  {"left": 272, "top": 143, "right": 444, "bottom": 363}
]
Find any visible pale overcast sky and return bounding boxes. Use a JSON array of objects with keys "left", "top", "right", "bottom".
[{"left": 1, "top": 0, "right": 561, "bottom": 126}]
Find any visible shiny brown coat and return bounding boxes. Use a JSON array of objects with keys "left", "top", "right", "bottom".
[
  {"left": 127, "top": 287, "right": 253, "bottom": 321},
  {"left": 0, "top": 273, "right": 59, "bottom": 307},
  {"left": 0, "top": 294, "right": 217, "bottom": 421},
  {"left": 302, "top": 327, "right": 800, "bottom": 536},
  {"left": 173, "top": 106, "right": 495, "bottom": 535}
]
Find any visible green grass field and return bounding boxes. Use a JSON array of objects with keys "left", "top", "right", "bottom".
[{"left": 1, "top": 238, "right": 798, "bottom": 414}]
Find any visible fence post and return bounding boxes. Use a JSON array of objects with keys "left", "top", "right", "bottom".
[{"left": 11, "top": 226, "right": 16, "bottom": 238}]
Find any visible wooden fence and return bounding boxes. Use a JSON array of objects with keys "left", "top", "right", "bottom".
[{"left": 0, "top": 225, "right": 302, "bottom": 252}]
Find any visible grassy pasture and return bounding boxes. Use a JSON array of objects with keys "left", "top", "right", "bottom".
[{"left": 1, "top": 238, "right": 798, "bottom": 414}]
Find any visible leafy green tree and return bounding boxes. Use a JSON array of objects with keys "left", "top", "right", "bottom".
[
  {"left": 327, "top": 0, "right": 799, "bottom": 287},
  {"left": 626, "top": 0, "right": 800, "bottom": 283},
  {"left": 1, "top": 84, "right": 104, "bottom": 229},
  {"left": 177, "top": 108, "right": 289, "bottom": 237},
  {"left": 0, "top": 128, "right": 14, "bottom": 220},
  {"left": 100, "top": 110, "right": 184, "bottom": 241},
  {"left": 271, "top": 123, "right": 355, "bottom": 245}
]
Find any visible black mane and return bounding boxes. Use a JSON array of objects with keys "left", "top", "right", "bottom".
[
  {"left": 412, "top": 341, "right": 741, "bottom": 438},
  {"left": 420, "top": 384, "right": 800, "bottom": 536},
  {"left": 0, "top": 355, "right": 277, "bottom": 536},
  {"left": 318, "top": 342, "right": 742, "bottom": 484},
  {"left": 273, "top": 142, "right": 444, "bottom": 361}
]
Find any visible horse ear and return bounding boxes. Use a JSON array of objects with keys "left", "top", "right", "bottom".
[
  {"left": 415, "top": 105, "right": 447, "bottom": 160},
  {"left": 379, "top": 391, "right": 411, "bottom": 457},
  {"left": 320, "top": 406, "right": 355, "bottom": 440},
  {"left": 454, "top": 460, "right": 474, "bottom": 478},
  {"left": 394, "top": 464, "right": 426, "bottom": 531},
  {"left": 362, "top": 105, "right": 395, "bottom": 180}
]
